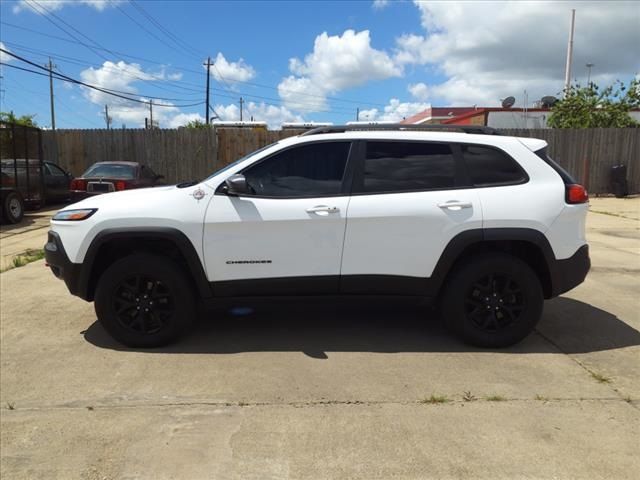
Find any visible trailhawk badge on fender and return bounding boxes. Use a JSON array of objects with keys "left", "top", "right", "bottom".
[{"left": 191, "top": 188, "right": 207, "bottom": 201}]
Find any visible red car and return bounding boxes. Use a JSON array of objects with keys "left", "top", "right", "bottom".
[{"left": 70, "top": 161, "right": 164, "bottom": 202}]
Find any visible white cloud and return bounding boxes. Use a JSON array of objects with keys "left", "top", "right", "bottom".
[
  {"left": 372, "top": 0, "right": 389, "bottom": 10},
  {"left": 408, "top": 82, "right": 429, "bottom": 101},
  {"left": 279, "top": 29, "right": 401, "bottom": 112},
  {"left": 209, "top": 52, "right": 255, "bottom": 84},
  {"left": 79, "top": 61, "right": 180, "bottom": 127},
  {"left": 277, "top": 76, "right": 330, "bottom": 112},
  {"left": 0, "top": 42, "right": 12, "bottom": 63},
  {"left": 13, "top": 0, "right": 121, "bottom": 14},
  {"left": 396, "top": 1, "right": 640, "bottom": 106},
  {"left": 214, "top": 101, "right": 304, "bottom": 129},
  {"left": 359, "top": 98, "right": 430, "bottom": 122},
  {"left": 167, "top": 113, "right": 206, "bottom": 129}
]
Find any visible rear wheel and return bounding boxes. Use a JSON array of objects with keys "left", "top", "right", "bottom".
[
  {"left": 2, "top": 191, "right": 25, "bottom": 224},
  {"left": 441, "top": 253, "right": 543, "bottom": 348},
  {"left": 95, "top": 253, "right": 195, "bottom": 347}
]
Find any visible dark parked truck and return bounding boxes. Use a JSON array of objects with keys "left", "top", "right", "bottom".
[{"left": 0, "top": 122, "right": 45, "bottom": 224}]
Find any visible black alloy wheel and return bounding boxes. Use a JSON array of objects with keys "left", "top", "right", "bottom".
[
  {"left": 95, "top": 253, "right": 195, "bottom": 347},
  {"left": 112, "top": 275, "right": 174, "bottom": 335},
  {"left": 441, "top": 253, "right": 543, "bottom": 348},
  {"left": 464, "top": 273, "right": 525, "bottom": 333}
]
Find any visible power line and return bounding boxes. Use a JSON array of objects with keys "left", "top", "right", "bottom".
[
  {"left": 3, "top": 43, "right": 355, "bottom": 113},
  {"left": 0, "top": 51, "right": 204, "bottom": 108},
  {"left": 129, "top": 0, "right": 205, "bottom": 59},
  {"left": 0, "top": 78, "right": 103, "bottom": 128},
  {"left": 24, "top": 0, "right": 197, "bottom": 93},
  {"left": 2, "top": 20, "right": 387, "bottom": 108},
  {"left": 2, "top": 40, "right": 205, "bottom": 95},
  {"left": 111, "top": 1, "right": 200, "bottom": 60}
]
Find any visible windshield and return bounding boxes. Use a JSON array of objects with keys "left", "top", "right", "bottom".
[
  {"left": 204, "top": 142, "right": 278, "bottom": 181},
  {"left": 83, "top": 164, "right": 136, "bottom": 179}
]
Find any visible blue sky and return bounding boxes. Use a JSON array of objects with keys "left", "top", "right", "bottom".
[{"left": 1, "top": 0, "right": 638, "bottom": 129}]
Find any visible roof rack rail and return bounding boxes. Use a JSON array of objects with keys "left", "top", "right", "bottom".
[{"left": 300, "top": 124, "right": 501, "bottom": 136}]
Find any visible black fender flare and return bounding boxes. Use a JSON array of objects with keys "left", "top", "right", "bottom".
[
  {"left": 80, "top": 227, "right": 212, "bottom": 301},
  {"left": 428, "top": 228, "right": 557, "bottom": 297}
]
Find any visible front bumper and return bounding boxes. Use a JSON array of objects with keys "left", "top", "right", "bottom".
[
  {"left": 44, "top": 230, "right": 86, "bottom": 299},
  {"left": 549, "top": 244, "right": 590, "bottom": 297}
]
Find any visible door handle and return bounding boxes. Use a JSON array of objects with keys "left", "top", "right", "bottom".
[
  {"left": 306, "top": 205, "right": 340, "bottom": 215},
  {"left": 437, "top": 201, "right": 472, "bottom": 211}
]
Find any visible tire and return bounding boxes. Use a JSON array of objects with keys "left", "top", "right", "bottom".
[
  {"left": 2, "top": 191, "right": 25, "bottom": 224},
  {"left": 94, "top": 253, "right": 195, "bottom": 348},
  {"left": 441, "top": 253, "right": 543, "bottom": 348}
]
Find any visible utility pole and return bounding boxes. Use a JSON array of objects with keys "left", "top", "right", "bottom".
[
  {"left": 204, "top": 56, "right": 212, "bottom": 124},
  {"left": 586, "top": 63, "right": 595, "bottom": 86},
  {"left": 356, "top": 107, "right": 360, "bottom": 121},
  {"left": 46, "top": 57, "right": 57, "bottom": 130},
  {"left": 563, "top": 9, "right": 576, "bottom": 96},
  {"left": 104, "top": 105, "right": 111, "bottom": 129},
  {"left": 239, "top": 97, "right": 244, "bottom": 121},
  {"left": 149, "top": 99, "right": 154, "bottom": 129}
]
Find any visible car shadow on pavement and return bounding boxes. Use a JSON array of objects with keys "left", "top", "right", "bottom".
[{"left": 83, "top": 296, "right": 640, "bottom": 357}]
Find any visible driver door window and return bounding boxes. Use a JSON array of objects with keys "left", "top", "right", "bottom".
[{"left": 243, "top": 142, "right": 351, "bottom": 197}]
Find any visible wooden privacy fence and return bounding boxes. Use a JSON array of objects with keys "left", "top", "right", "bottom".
[
  {"left": 42, "top": 128, "right": 298, "bottom": 184},
  {"left": 500, "top": 128, "right": 639, "bottom": 195},
  {"left": 42, "top": 127, "right": 639, "bottom": 194}
]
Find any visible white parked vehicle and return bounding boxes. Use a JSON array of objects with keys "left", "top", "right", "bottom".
[{"left": 45, "top": 125, "right": 590, "bottom": 348}]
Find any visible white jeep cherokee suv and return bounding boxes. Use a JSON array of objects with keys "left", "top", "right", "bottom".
[{"left": 45, "top": 125, "right": 590, "bottom": 348}]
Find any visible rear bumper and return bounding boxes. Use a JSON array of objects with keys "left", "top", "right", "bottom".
[
  {"left": 549, "top": 244, "right": 590, "bottom": 297},
  {"left": 44, "top": 230, "right": 87, "bottom": 299},
  {"left": 70, "top": 190, "right": 103, "bottom": 202}
]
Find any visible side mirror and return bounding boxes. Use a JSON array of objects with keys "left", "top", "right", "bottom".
[{"left": 224, "top": 174, "right": 249, "bottom": 196}]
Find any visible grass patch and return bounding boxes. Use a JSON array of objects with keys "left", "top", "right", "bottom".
[
  {"left": 1, "top": 249, "right": 45, "bottom": 273},
  {"left": 485, "top": 395, "right": 507, "bottom": 402},
  {"left": 420, "top": 394, "right": 451, "bottom": 404},
  {"left": 534, "top": 394, "right": 549, "bottom": 401},
  {"left": 6, "top": 402, "right": 15, "bottom": 410},
  {"left": 462, "top": 391, "right": 477, "bottom": 402},
  {"left": 590, "top": 371, "right": 612, "bottom": 384}
]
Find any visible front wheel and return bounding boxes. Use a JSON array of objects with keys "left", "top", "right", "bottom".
[
  {"left": 94, "top": 253, "right": 195, "bottom": 347},
  {"left": 441, "top": 253, "right": 543, "bottom": 348}
]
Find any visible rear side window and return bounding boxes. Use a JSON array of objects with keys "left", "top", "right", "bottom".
[
  {"left": 461, "top": 144, "right": 526, "bottom": 186},
  {"left": 243, "top": 141, "right": 350, "bottom": 197},
  {"left": 534, "top": 147, "right": 576, "bottom": 185},
  {"left": 362, "top": 141, "right": 457, "bottom": 193}
]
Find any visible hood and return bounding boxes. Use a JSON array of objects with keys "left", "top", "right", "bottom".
[
  {"left": 64, "top": 183, "right": 213, "bottom": 218},
  {"left": 69, "top": 185, "right": 178, "bottom": 210}
]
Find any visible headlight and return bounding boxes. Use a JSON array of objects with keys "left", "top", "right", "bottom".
[{"left": 52, "top": 209, "right": 97, "bottom": 221}]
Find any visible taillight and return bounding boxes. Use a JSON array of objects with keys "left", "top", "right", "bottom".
[
  {"left": 115, "top": 180, "right": 127, "bottom": 191},
  {"left": 70, "top": 179, "right": 86, "bottom": 191},
  {"left": 566, "top": 184, "right": 589, "bottom": 204}
]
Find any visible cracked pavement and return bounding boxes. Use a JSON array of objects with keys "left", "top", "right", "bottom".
[{"left": 1, "top": 198, "right": 639, "bottom": 479}]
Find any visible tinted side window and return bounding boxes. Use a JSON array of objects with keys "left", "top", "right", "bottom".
[
  {"left": 47, "top": 164, "right": 67, "bottom": 176},
  {"left": 362, "top": 141, "right": 456, "bottom": 193},
  {"left": 462, "top": 145, "right": 526, "bottom": 186},
  {"left": 243, "top": 142, "right": 350, "bottom": 197}
]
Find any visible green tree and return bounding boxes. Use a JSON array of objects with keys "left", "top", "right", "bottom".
[
  {"left": 183, "top": 119, "right": 209, "bottom": 129},
  {"left": 0, "top": 111, "right": 38, "bottom": 128},
  {"left": 548, "top": 79, "right": 639, "bottom": 128}
]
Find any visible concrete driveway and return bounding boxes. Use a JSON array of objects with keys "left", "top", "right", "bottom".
[
  {"left": 0, "top": 206, "right": 63, "bottom": 271},
  {"left": 1, "top": 198, "right": 639, "bottom": 479}
]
